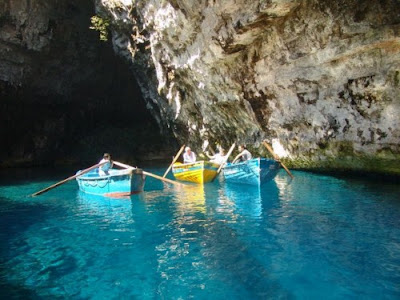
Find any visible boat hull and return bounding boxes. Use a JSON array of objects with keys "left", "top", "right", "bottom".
[
  {"left": 172, "top": 161, "right": 219, "bottom": 184},
  {"left": 76, "top": 168, "right": 146, "bottom": 197},
  {"left": 223, "top": 158, "right": 280, "bottom": 186}
]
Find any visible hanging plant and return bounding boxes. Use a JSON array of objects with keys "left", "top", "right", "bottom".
[{"left": 90, "top": 15, "right": 110, "bottom": 41}]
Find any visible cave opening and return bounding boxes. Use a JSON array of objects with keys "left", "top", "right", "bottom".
[{"left": 0, "top": 0, "right": 176, "bottom": 168}]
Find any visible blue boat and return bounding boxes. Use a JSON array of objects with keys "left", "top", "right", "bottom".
[
  {"left": 76, "top": 168, "right": 146, "bottom": 197},
  {"left": 222, "top": 158, "right": 280, "bottom": 186}
]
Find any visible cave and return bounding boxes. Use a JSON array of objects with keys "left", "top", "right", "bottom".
[
  {"left": 2, "top": 0, "right": 400, "bottom": 175},
  {"left": 0, "top": 0, "right": 175, "bottom": 168}
]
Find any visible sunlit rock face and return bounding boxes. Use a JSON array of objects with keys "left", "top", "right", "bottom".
[
  {"left": 0, "top": 0, "right": 174, "bottom": 166},
  {"left": 97, "top": 0, "right": 400, "bottom": 173}
]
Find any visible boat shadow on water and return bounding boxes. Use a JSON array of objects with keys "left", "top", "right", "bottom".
[
  {"left": 199, "top": 218, "right": 291, "bottom": 298},
  {"left": 222, "top": 179, "right": 283, "bottom": 217}
]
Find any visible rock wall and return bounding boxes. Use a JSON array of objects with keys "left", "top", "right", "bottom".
[{"left": 96, "top": 0, "right": 400, "bottom": 174}]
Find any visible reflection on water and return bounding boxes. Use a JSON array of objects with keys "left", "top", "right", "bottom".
[
  {"left": 274, "top": 173, "right": 295, "bottom": 202},
  {"left": 144, "top": 175, "right": 288, "bottom": 298},
  {"left": 174, "top": 184, "right": 206, "bottom": 214},
  {"left": 224, "top": 183, "right": 263, "bottom": 218},
  {"left": 152, "top": 181, "right": 289, "bottom": 299},
  {"left": 76, "top": 191, "right": 135, "bottom": 225}
]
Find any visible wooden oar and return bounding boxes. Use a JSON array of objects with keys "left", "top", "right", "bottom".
[
  {"left": 216, "top": 143, "right": 236, "bottom": 175},
  {"left": 262, "top": 141, "right": 294, "bottom": 178},
  {"left": 113, "top": 161, "right": 184, "bottom": 186},
  {"left": 32, "top": 161, "right": 107, "bottom": 197},
  {"left": 202, "top": 140, "right": 215, "bottom": 155},
  {"left": 163, "top": 144, "right": 185, "bottom": 178},
  {"left": 144, "top": 171, "right": 185, "bottom": 186}
]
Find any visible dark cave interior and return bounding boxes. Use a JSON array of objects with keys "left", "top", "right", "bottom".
[{"left": 0, "top": 0, "right": 176, "bottom": 168}]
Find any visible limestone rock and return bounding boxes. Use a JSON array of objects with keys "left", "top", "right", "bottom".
[{"left": 96, "top": 0, "right": 400, "bottom": 174}]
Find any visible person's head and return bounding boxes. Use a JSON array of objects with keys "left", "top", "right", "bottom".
[
  {"left": 238, "top": 145, "right": 246, "bottom": 152},
  {"left": 103, "top": 153, "right": 111, "bottom": 160},
  {"left": 219, "top": 148, "right": 225, "bottom": 155},
  {"left": 185, "top": 146, "right": 191, "bottom": 153}
]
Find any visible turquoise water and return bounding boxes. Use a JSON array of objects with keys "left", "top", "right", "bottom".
[{"left": 0, "top": 168, "right": 399, "bottom": 299}]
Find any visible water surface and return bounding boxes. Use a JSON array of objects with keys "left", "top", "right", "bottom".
[{"left": 0, "top": 168, "right": 399, "bottom": 299}]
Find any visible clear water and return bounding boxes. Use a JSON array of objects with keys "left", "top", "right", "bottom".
[{"left": 0, "top": 168, "right": 399, "bottom": 299}]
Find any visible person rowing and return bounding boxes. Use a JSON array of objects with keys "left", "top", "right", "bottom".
[
  {"left": 98, "top": 153, "right": 113, "bottom": 175},
  {"left": 232, "top": 145, "right": 252, "bottom": 163},
  {"left": 205, "top": 146, "right": 227, "bottom": 164}
]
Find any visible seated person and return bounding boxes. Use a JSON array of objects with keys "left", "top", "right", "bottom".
[
  {"left": 99, "top": 153, "right": 113, "bottom": 175},
  {"left": 232, "top": 145, "right": 252, "bottom": 163},
  {"left": 183, "top": 146, "right": 196, "bottom": 163},
  {"left": 205, "top": 147, "right": 226, "bottom": 165}
]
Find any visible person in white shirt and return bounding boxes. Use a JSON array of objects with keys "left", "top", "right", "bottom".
[
  {"left": 232, "top": 145, "right": 252, "bottom": 163},
  {"left": 98, "top": 153, "right": 113, "bottom": 175},
  {"left": 205, "top": 147, "right": 226, "bottom": 165},
  {"left": 183, "top": 147, "right": 196, "bottom": 163}
]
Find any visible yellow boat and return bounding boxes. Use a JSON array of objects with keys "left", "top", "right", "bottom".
[{"left": 172, "top": 161, "right": 220, "bottom": 184}]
